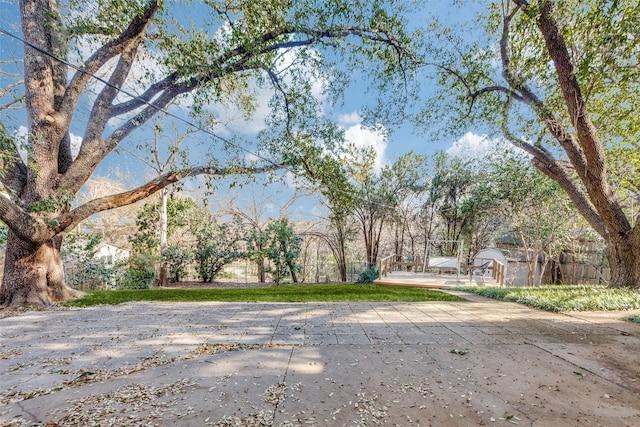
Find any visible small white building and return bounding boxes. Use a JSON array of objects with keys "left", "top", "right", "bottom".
[
  {"left": 94, "top": 243, "right": 130, "bottom": 267},
  {"left": 472, "top": 247, "right": 508, "bottom": 283}
]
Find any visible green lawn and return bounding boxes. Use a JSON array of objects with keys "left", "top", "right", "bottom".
[
  {"left": 64, "top": 283, "right": 467, "bottom": 307},
  {"left": 457, "top": 285, "right": 640, "bottom": 312}
]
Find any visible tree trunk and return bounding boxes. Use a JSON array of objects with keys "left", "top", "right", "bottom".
[
  {"left": 606, "top": 235, "right": 640, "bottom": 288},
  {"left": 159, "top": 188, "right": 168, "bottom": 287},
  {"left": 159, "top": 266, "right": 168, "bottom": 287},
  {"left": 0, "top": 232, "right": 83, "bottom": 307},
  {"left": 288, "top": 262, "right": 299, "bottom": 283},
  {"left": 537, "top": 255, "right": 549, "bottom": 287}
]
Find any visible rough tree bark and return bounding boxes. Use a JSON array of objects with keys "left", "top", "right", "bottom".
[{"left": 1, "top": 234, "right": 82, "bottom": 306}]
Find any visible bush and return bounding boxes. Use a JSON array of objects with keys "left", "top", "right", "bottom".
[
  {"left": 356, "top": 268, "right": 378, "bottom": 283},
  {"left": 162, "top": 245, "right": 193, "bottom": 282},
  {"left": 67, "top": 261, "right": 115, "bottom": 290},
  {"left": 458, "top": 285, "right": 640, "bottom": 312},
  {"left": 117, "top": 253, "right": 158, "bottom": 289},
  {"left": 195, "top": 244, "right": 239, "bottom": 283}
]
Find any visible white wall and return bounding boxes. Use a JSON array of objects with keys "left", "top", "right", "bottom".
[{"left": 95, "top": 244, "right": 129, "bottom": 266}]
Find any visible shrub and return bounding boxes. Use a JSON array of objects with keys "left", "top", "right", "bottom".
[
  {"left": 194, "top": 244, "right": 239, "bottom": 283},
  {"left": 356, "top": 268, "right": 378, "bottom": 283},
  {"left": 162, "top": 245, "right": 193, "bottom": 282},
  {"left": 117, "top": 253, "right": 158, "bottom": 289}
]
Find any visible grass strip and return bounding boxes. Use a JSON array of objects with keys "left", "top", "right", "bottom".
[
  {"left": 64, "top": 283, "right": 466, "bottom": 307},
  {"left": 456, "top": 285, "right": 640, "bottom": 312}
]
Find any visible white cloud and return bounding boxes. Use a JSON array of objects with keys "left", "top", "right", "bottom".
[
  {"left": 207, "top": 80, "right": 273, "bottom": 136},
  {"left": 338, "top": 112, "right": 362, "bottom": 126},
  {"left": 446, "top": 132, "right": 489, "bottom": 158},
  {"left": 446, "top": 132, "right": 503, "bottom": 159},
  {"left": 339, "top": 112, "right": 388, "bottom": 172}
]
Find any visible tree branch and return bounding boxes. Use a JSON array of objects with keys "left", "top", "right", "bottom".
[
  {"left": 108, "top": 73, "right": 180, "bottom": 117},
  {"left": 267, "top": 68, "right": 293, "bottom": 137},
  {"left": 500, "top": 99, "right": 607, "bottom": 237},
  {"left": 0, "top": 193, "right": 50, "bottom": 244},
  {"left": 59, "top": 82, "right": 190, "bottom": 192},
  {"left": 75, "top": 43, "right": 141, "bottom": 171},
  {"left": 63, "top": 21, "right": 415, "bottom": 196},
  {"left": 112, "top": 24, "right": 417, "bottom": 118},
  {"left": 501, "top": 3, "right": 587, "bottom": 173},
  {"left": 511, "top": 0, "right": 631, "bottom": 237},
  {"left": 56, "top": 163, "right": 283, "bottom": 233},
  {"left": 59, "top": 1, "right": 160, "bottom": 121}
]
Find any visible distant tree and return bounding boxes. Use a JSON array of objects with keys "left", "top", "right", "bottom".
[
  {"left": 130, "top": 197, "right": 199, "bottom": 255},
  {"left": 162, "top": 244, "right": 193, "bottom": 283},
  {"left": 382, "top": 152, "right": 428, "bottom": 262},
  {"left": 221, "top": 190, "right": 284, "bottom": 283},
  {"left": 126, "top": 120, "right": 196, "bottom": 286},
  {"left": 264, "top": 218, "right": 302, "bottom": 285},
  {"left": 193, "top": 220, "right": 241, "bottom": 283},
  {"left": 290, "top": 138, "right": 358, "bottom": 282},
  {"left": 424, "top": 152, "right": 493, "bottom": 257},
  {"left": 245, "top": 228, "right": 270, "bottom": 283},
  {"left": 491, "top": 151, "right": 574, "bottom": 286},
  {"left": 346, "top": 145, "right": 396, "bottom": 267}
]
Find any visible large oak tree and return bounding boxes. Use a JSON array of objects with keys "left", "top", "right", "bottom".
[
  {"left": 0, "top": 0, "right": 416, "bottom": 306},
  {"left": 422, "top": 0, "right": 640, "bottom": 287}
]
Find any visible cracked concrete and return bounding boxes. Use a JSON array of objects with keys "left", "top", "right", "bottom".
[{"left": 1, "top": 291, "right": 640, "bottom": 426}]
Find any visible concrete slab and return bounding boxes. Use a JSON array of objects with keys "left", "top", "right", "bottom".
[{"left": 2, "top": 297, "right": 640, "bottom": 426}]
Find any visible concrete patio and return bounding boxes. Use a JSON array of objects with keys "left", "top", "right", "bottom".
[{"left": 1, "top": 291, "right": 640, "bottom": 426}]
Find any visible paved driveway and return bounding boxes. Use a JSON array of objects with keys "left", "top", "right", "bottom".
[{"left": 1, "top": 292, "right": 640, "bottom": 426}]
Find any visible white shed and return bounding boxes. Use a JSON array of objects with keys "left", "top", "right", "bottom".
[
  {"left": 474, "top": 247, "right": 507, "bottom": 265},
  {"left": 95, "top": 243, "right": 130, "bottom": 266},
  {"left": 473, "top": 247, "right": 508, "bottom": 279}
]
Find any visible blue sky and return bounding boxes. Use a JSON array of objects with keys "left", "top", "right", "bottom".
[{"left": 0, "top": 1, "right": 494, "bottom": 220}]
